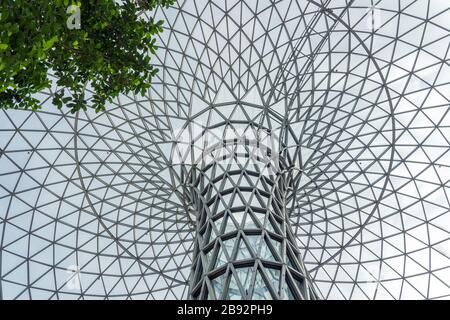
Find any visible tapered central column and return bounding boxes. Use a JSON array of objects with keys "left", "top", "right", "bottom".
[{"left": 183, "top": 132, "right": 317, "bottom": 300}]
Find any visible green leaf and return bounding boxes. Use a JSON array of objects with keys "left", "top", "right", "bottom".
[
  {"left": 0, "top": 0, "right": 172, "bottom": 112},
  {"left": 44, "top": 36, "right": 59, "bottom": 50}
]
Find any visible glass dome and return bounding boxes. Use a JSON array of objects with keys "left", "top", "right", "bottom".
[{"left": 0, "top": 0, "right": 449, "bottom": 299}]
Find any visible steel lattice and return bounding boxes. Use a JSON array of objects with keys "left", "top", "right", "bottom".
[{"left": 0, "top": 0, "right": 450, "bottom": 300}]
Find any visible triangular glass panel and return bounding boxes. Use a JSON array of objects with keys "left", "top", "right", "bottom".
[
  {"left": 246, "top": 235, "right": 262, "bottom": 255},
  {"left": 236, "top": 238, "right": 252, "bottom": 260},
  {"left": 226, "top": 273, "right": 242, "bottom": 300},
  {"left": 222, "top": 237, "right": 237, "bottom": 257},
  {"left": 214, "top": 246, "right": 227, "bottom": 268},
  {"left": 211, "top": 273, "right": 227, "bottom": 299},
  {"left": 260, "top": 238, "right": 277, "bottom": 261},
  {"left": 224, "top": 215, "right": 236, "bottom": 233},
  {"left": 251, "top": 270, "right": 272, "bottom": 300},
  {"left": 235, "top": 267, "right": 253, "bottom": 295},
  {"left": 265, "top": 268, "right": 281, "bottom": 293}
]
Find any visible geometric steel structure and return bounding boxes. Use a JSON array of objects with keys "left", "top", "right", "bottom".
[
  {"left": 185, "top": 132, "right": 318, "bottom": 299},
  {"left": 1, "top": 0, "right": 450, "bottom": 300}
]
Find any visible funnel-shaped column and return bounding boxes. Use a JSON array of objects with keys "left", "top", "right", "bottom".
[{"left": 184, "top": 136, "right": 317, "bottom": 300}]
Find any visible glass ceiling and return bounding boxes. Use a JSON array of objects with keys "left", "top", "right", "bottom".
[{"left": 0, "top": 0, "right": 449, "bottom": 299}]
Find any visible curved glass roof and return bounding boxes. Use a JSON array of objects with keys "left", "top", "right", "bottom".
[{"left": 0, "top": 0, "right": 449, "bottom": 299}]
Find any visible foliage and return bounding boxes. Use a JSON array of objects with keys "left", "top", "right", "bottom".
[{"left": 0, "top": 0, "right": 174, "bottom": 113}]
